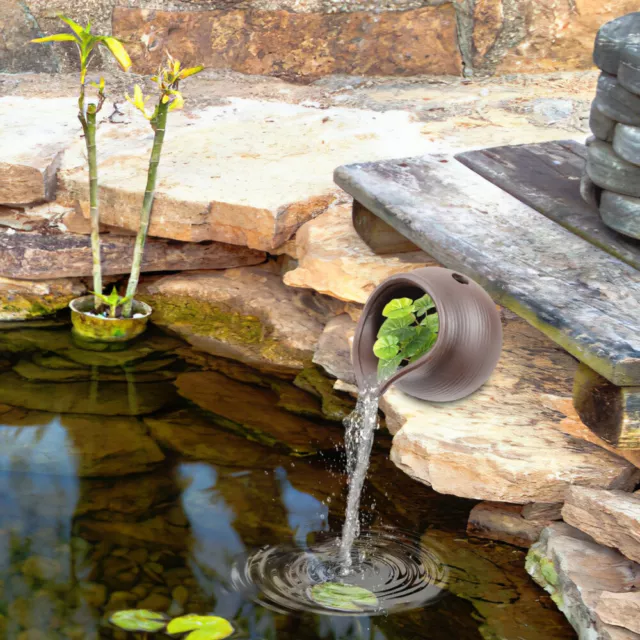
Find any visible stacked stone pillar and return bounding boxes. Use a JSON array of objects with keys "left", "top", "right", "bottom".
[{"left": 584, "top": 12, "right": 640, "bottom": 240}]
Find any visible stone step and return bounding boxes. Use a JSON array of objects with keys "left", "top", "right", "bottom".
[
  {"left": 58, "top": 99, "right": 436, "bottom": 252},
  {"left": 0, "top": 228, "right": 266, "bottom": 280},
  {"left": 381, "top": 311, "right": 640, "bottom": 505}
]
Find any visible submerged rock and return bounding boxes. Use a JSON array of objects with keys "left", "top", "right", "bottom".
[
  {"left": 0, "top": 409, "right": 164, "bottom": 476},
  {"left": 283, "top": 203, "right": 436, "bottom": 304},
  {"left": 526, "top": 523, "right": 640, "bottom": 640},
  {"left": 384, "top": 312, "right": 640, "bottom": 503},
  {"left": 139, "top": 267, "right": 335, "bottom": 374},
  {"left": 174, "top": 370, "right": 341, "bottom": 455},
  {"left": 0, "top": 371, "right": 176, "bottom": 416}
]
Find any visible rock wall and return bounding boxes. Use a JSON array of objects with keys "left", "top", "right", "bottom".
[{"left": 1, "top": 0, "right": 639, "bottom": 79}]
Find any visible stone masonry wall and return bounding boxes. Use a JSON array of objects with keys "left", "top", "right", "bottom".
[{"left": 1, "top": 0, "right": 640, "bottom": 80}]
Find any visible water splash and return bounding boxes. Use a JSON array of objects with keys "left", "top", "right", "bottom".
[{"left": 339, "top": 386, "right": 379, "bottom": 570}]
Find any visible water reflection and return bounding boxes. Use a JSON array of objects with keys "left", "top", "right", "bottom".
[{"left": 0, "top": 325, "right": 576, "bottom": 640}]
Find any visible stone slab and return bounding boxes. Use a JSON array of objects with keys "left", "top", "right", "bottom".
[
  {"left": 562, "top": 486, "right": 640, "bottom": 565},
  {"left": 113, "top": 5, "right": 462, "bottom": 81},
  {"left": 382, "top": 312, "right": 640, "bottom": 504},
  {"left": 334, "top": 154, "right": 640, "bottom": 386},
  {"left": 0, "top": 229, "right": 266, "bottom": 280},
  {"left": 283, "top": 202, "right": 436, "bottom": 303},
  {"left": 312, "top": 313, "right": 356, "bottom": 385},
  {"left": 527, "top": 522, "right": 640, "bottom": 640},
  {"left": 138, "top": 266, "right": 337, "bottom": 374},
  {"left": 0, "top": 97, "right": 79, "bottom": 206},
  {"left": 456, "top": 140, "right": 640, "bottom": 272},
  {"left": 59, "top": 99, "right": 438, "bottom": 252}
]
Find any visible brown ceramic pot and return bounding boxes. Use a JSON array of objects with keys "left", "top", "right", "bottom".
[{"left": 352, "top": 267, "right": 502, "bottom": 402}]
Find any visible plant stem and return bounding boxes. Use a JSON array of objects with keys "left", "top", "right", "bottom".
[
  {"left": 86, "top": 105, "right": 102, "bottom": 309},
  {"left": 123, "top": 100, "right": 169, "bottom": 317}
]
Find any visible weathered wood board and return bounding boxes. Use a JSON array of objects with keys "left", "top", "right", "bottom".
[
  {"left": 574, "top": 363, "right": 640, "bottom": 450},
  {"left": 456, "top": 140, "right": 640, "bottom": 271},
  {"left": 334, "top": 155, "right": 640, "bottom": 386}
]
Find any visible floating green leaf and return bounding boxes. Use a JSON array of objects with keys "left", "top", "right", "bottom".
[
  {"left": 381, "top": 298, "right": 415, "bottom": 319},
  {"left": 109, "top": 609, "right": 168, "bottom": 632},
  {"left": 167, "top": 615, "right": 234, "bottom": 639},
  {"left": 413, "top": 294, "right": 436, "bottom": 317},
  {"left": 372, "top": 335, "right": 399, "bottom": 360},
  {"left": 310, "top": 582, "right": 379, "bottom": 612}
]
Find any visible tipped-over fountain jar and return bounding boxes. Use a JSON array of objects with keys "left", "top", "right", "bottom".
[{"left": 352, "top": 267, "right": 503, "bottom": 402}]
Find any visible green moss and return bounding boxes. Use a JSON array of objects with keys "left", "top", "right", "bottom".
[
  {"left": 540, "top": 557, "right": 559, "bottom": 587},
  {"left": 0, "top": 292, "right": 72, "bottom": 320}
]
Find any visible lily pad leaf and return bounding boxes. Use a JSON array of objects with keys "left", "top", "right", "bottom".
[
  {"left": 382, "top": 298, "right": 415, "bottom": 319},
  {"left": 167, "top": 615, "right": 233, "bottom": 638},
  {"left": 413, "top": 294, "right": 436, "bottom": 317},
  {"left": 109, "top": 609, "right": 168, "bottom": 632},
  {"left": 373, "top": 335, "right": 399, "bottom": 360},
  {"left": 377, "top": 353, "right": 403, "bottom": 382},
  {"left": 310, "top": 582, "right": 379, "bottom": 612}
]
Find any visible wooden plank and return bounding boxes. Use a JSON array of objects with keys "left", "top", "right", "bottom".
[
  {"left": 334, "top": 155, "right": 640, "bottom": 386},
  {"left": 351, "top": 201, "right": 421, "bottom": 255},
  {"left": 574, "top": 363, "right": 640, "bottom": 450},
  {"left": 456, "top": 140, "right": 640, "bottom": 271}
]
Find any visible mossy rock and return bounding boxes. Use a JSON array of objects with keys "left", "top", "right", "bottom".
[{"left": 294, "top": 365, "right": 355, "bottom": 422}]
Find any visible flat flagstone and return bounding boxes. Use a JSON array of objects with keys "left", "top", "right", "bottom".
[
  {"left": 383, "top": 312, "right": 640, "bottom": 504},
  {"left": 0, "top": 97, "right": 80, "bottom": 206},
  {"left": 59, "top": 99, "right": 438, "bottom": 251}
]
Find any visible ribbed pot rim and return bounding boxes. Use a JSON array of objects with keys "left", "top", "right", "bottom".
[{"left": 69, "top": 295, "right": 152, "bottom": 320}]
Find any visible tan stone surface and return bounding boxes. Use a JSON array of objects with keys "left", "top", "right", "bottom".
[
  {"left": 0, "top": 97, "right": 79, "bottom": 205},
  {"left": 139, "top": 267, "right": 336, "bottom": 373},
  {"left": 467, "top": 501, "right": 549, "bottom": 547},
  {"left": 383, "top": 312, "right": 640, "bottom": 503},
  {"left": 59, "top": 100, "right": 438, "bottom": 251},
  {"left": 596, "top": 592, "right": 640, "bottom": 636},
  {"left": 495, "top": 1, "right": 640, "bottom": 74},
  {"left": 473, "top": 0, "right": 504, "bottom": 59},
  {"left": 312, "top": 313, "right": 356, "bottom": 384},
  {"left": 113, "top": 5, "right": 462, "bottom": 80},
  {"left": 562, "top": 486, "right": 640, "bottom": 565},
  {"left": 0, "top": 275, "right": 85, "bottom": 320},
  {"left": 0, "top": 228, "right": 265, "bottom": 280},
  {"left": 284, "top": 203, "right": 436, "bottom": 303}
]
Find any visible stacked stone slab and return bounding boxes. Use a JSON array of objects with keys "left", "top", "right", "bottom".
[{"left": 584, "top": 12, "right": 640, "bottom": 240}]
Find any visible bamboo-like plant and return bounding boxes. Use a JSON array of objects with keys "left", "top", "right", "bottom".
[
  {"left": 32, "top": 16, "right": 132, "bottom": 310},
  {"left": 122, "top": 53, "right": 204, "bottom": 317}
]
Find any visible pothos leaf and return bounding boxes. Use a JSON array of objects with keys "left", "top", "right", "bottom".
[
  {"left": 413, "top": 293, "right": 436, "bottom": 317},
  {"left": 377, "top": 353, "right": 403, "bottom": 382},
  {"left": 377, "top": 314, "right": 414, "bottom": 338},
  {"left": 373, "top": 335, "right": 399, "bottom": 360},
  {"left": 405, "top": 327, "right": 438, "bottom": 362},
  {"left": 382, "top": 297, "right": 415, "bottom": 319},
  {"left": 420, "top": 313, "right": 439, "bottom": 333}
]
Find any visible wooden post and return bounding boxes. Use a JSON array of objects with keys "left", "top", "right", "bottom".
[{"left": 573, "top": 362, "right": 640, "bottom": 450}]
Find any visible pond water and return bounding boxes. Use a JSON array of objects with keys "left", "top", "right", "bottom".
[{"left": 0, "top": 322, "right": 575, "bottom": 640}]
